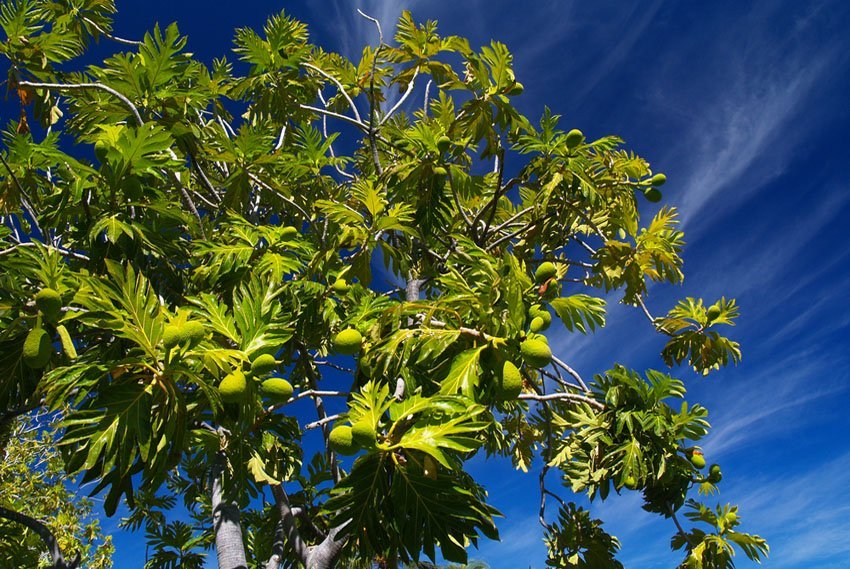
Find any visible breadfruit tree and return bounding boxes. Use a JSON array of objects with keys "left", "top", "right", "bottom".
[{"left": 0, "top": 2, "right": 768, "bottom": 568}]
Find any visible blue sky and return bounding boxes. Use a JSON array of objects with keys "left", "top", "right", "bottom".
[{"left": 55, "top": 0, "right": 850, "bottom": 567}]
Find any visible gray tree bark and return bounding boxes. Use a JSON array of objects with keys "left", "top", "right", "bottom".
[{"left": 211, "top": 451, "right": 248, "bottom": 569}]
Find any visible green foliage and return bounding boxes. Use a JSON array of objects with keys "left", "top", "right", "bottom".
[
  {"left": 0, "top": 414, "right": 114, "bottom": 569},
  {"left": 544, "top": 503, "right": 623, "bottom": 568},
  {"left": 0, "top": 3, "right": 764, "bottom": 568}
]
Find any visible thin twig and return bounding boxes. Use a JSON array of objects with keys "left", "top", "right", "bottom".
[
  {"left": 82, "top": 16, "right": 142, "bottom": 46},
  {"left": 303, "top": 63, "right": 362, "bottom": 123},
  {"left": 18, "top": 81, "right": 143, "bottom": 126}
]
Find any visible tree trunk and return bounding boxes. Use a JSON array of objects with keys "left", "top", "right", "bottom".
[{"left": 211, "top": 452, "right": 248, "bottom": 569}]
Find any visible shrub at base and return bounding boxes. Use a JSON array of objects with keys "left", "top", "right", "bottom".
[
  {"left": 521, "top": 338, "right": 552, "bottom": 368},
  {"left": 251, "top": 354, "right": 278, "bottom": 376},
  {"left": 329, "top": 426, "right": 358, "bottom": 456},
  {"left": 534, "top": 262, "right": 557, "bottom": 284},
  {"left": 35, "top": 288, "right": 62, "bottom": 322},
  {"left": 23, "top": 328, "right": 52, "bottom": 369},
  {"left": 496, "top": 360, "right": 523, "bottom": 400},
  {"left": 333, "top": 328, "right": 362, "bottom": 355},
  {"left": 260, "top": 378, "right": 293, "bottom": 402},
  {"left": 219, "top": 371, "right": 248, "bottom": 404}
]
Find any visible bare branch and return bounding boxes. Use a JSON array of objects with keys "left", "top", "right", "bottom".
[
  {"left": 381, "top": 68, "right": 419, "bottom": 125},
  {"left": 82, "top": 17, "right": 142, "bottom": 46},
  {"left": 305, "top": 413, "right": 343, "bottom": 430},
  {"left": 550, "top": 355, "right": 590, "bottom": 392},
  {"left": 0, "top": 507, "right": 80, "bottom": 569},
  {"left": 518, "top": 391, "right": 604, "bottom": 411},
  {"left": 299, "top": 104, "right": 367, "bottom": 131},
  {"left": 270, "top": 485, "right": 308, "bottom": 564},
  {"left": 19, "top": 81, "right": 143, "bottom": 126},
  {"left": 303, "top": 63, "right": 362, "bottom": 123}
]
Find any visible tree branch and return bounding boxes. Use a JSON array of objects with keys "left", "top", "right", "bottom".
[
  {"left": 81, "top": 17, "right": 142, "bottom": 46},
  {"left": 0, "top": 506, "right": 80, "bottom": 569},
  {"left": 303, "top": 63, "right": 362, "bottom": 124},
  {"left": 18, "top": 81, "right": 143, "bottom": 126},
  {"left": 270, "top": 485, "right": 308, "bottom": 565}
]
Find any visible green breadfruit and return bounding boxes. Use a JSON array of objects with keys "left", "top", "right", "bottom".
[
  {"left": 281, "top": 226, "right": 299, "bottom": 240},
  {"left": 644, "top": 187, "right": 662, "bottom": 203},
  {"left": 708, "top": 463, "right": 722, "bottom": 483},
  {"left": 260, "top": 378, "right": 293, "bottom": 402},
  {"left": 329, "top": 426, "right": 358, "bottom": 456},
  {"left": 184, "top": 321, "right": 205, "bottom": 345},
  {"left": 436, "top": 135, "right": 451, "bottom": 153},
  {"left": 251, "top": 353, "right": 278, "bottom": 376},
  {"left": 508, "top": 81, "right": 524, "bottom": 95},
  {"left": 219, "top": 371, "right": 248, "bottom": 404},
  {"left": 35, "top": 288, "right": 62, "bottom": 322},
  {"left": 496, "top": 360, "right": 523, "bottom": 400},
  {"left": 359, "top": 353, "right": 374, "bottom": 377},
  {"left": 650, "top": 173, "right": 667, "bottom": 187},
  {"left": 334, "top": 328, "right": 362, "bottom": 355},
  {"left": 23, "top": 328, "right": 52, "bottom": 369},
  {"left": 690, "top": 451, "right": 706, "bottom": 470},
  {"left": 432, "top": 166, "right": 448, "bottom": 176},
  {"left": 332, "top": 278, "right": 351, "bottom": 295},
  {"left": 565, "top": 128, "right": 584, "bottom": 149},
  {"left": 534, "top": 262, "right": 557, "bottom": 284},
  {"left": 706, "top": 305, "right": 721, "bottom": 322},
  {"left": 529, "top": 305, "right": 552, "bottom": 329},
  {"left": 162, "top": 321, "right": 204, "bottom": 349},
  {"left": 520, "top": 338, "right": 552, "bottom": 368},
  {"left": 623, "top": 475, "right": 638, "bottom": 490},
  {"left": 351, "top": 420, "right": 376, "bottom": 447},
  {"left": 162, "top": 324, "right": 186, "bottom": 349},
  {"left": 529, "top": 316, "right": 547, "bottom": 333}
]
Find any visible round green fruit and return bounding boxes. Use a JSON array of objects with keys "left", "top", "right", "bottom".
[
  {"left": 219, "top": 371, "right": 248, "bottom": 404},
  {"left": 332, "top": 278, "right": 350, "bottom": 295},
  {"left": 333, "top": 328, "right": 362, "bottom": 355},
  {"left": 623, "top": 475, "right": 638, "bottom": 490},
  {"left": 432, "top": 166, "right": 448, "bottom": 176},
  {"left": 724, "top": 512, "right": 738, "bottom": 525},
  {"left": 565, "top": 129, "right": 584, "bottom": 149},
  {"left": 529, "top": 316, "right": 548, "bottom": 333},
  {"left": 183, "top": 321, "right": 205, "bottom": 346},
  {"left": 529, "top": 306, "right": 552, "bottom": 328},
  {"left": 508, "top": 81, "right": 524, "bottom": 95},
  {"left": 436, "top": 135, "right": 451, "bottom": 153},
  {"left": 644, "top": 187, "right": 662, "bottom": 203},
  {"left": 706, "top": 306, "right": 721, "bottom": 321},
  {"left": 690, "top": 451, "right": 706, "bottom": 469},
  {"left": 162, "top": 321, "right": 205, "bottom": 349},
  {"left": 534, "top": 262, "right": 557, "bottom": 284},
  {"left": 94, "top": 140, "right": 109, "bottom": 163},
  {"left": 650, "top": 173, "right": 667, "bottom": 187},
  {"left": 351, "top": 420, "right": 376, "bottom": 446},
  {"left": 708, "top": 464, "right": 722, "bottom": 483},
  {"left": 496, "top": 360, "right": 523, "bottom": 400},
  {"left": 251, "top": 353, "right": 278, "bottom": 376},
  {"left": 23, "top": 328, "right": 52, "bottom": 369},
  {"left": 329, "top": 426, "right": 358, "bottom": 456},
  {"left": 35, "top": 288, "right": 62, "bottom": 322},
  {"left": 260, "top": 378, "right": 293, "bottom": 402},
  {"left": 520, "top": 338, "right": 552, "bottom": 368},
  {"left": 281, "top": 226, "right": 299, "bottom": 240}
]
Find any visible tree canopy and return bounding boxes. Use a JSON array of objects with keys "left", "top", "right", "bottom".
[{"left": 0, "top": 2, "right": 767, "bottom": 568}]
